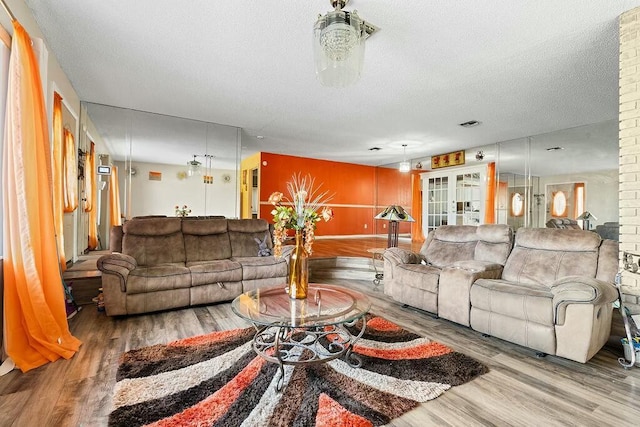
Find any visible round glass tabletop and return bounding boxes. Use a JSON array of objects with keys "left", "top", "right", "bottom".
[{"left": 231, "top": 284, "right": 371, "bottom": 328}]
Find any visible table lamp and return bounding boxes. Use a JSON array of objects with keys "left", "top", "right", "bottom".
[
  {"left": 576, "top": 211, "right": 597, "bottom": 231},
  {"left": 374, "top": 205, "right": 415, "bottom": 247}
]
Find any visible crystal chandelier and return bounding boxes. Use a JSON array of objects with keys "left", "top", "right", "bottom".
[{"left": 313, "top": 0, "right": 378, "bottom": 87}]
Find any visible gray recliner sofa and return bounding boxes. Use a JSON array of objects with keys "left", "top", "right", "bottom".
[
  {"left": 98, "top": 217, "right": 291, "bottom": 316},
  {"left": 383, "top": 224, "right": 514, "bottom": 318},
  {"left": 383, "top": 226, "right": 619, "bottom": 363},
  {"left": 470, "top": 228, "right": 618, "bottom": 363}
]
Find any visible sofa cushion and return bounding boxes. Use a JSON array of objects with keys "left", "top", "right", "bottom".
[
  {"left": 395, "top": 264, "right": 441, "bottom": 293},
  {"left": 187, "top": 259, "right": 243, "bottom": 286},
  {"left": 182, "top": 219, "right": 232, "bottom": 262},
  {"left": 227, "top": 219, "right": 273, "bottom": 257},
  {"left": 233, "top": 256, "right": 288, "bottom": 280},
  {"left": 122, "top": 217, "right": 186, "bottom": 266},
  {"left": 474, "top": 224, "right": 513, "bottom": 265},
  {"left": 502, "top": 229, "right": 600, "bottom": 287},
  {"left": 126, "top": 264, "right": 191, "bottom": 294},
  {"left": 423, "top": 225, "right": 481, "bottom": 268},
  {"left": 471, "top": 278, "right": 553, "bottom": 325}
]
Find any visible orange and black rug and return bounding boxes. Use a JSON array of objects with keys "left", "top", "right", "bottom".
[{"left": 109, "top": 315, "right": 487, "bottom": 426}]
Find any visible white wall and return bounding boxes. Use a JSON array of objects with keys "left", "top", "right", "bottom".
[
  {"left": 118, "top": 160, "right": 238, "bottom": 218},
  {"left": 538, "top": 169, "right": 618, "bottom": 228}
]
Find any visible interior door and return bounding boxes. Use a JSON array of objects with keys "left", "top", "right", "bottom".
[
  {"left": 422, "top": 165, "right": 487, "bottom": 235},
  {"left": 424, "top": 175, "right": 449, "bottom": 235}
]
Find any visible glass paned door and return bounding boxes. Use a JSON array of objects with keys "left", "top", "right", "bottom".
[
  {"left": 422, "top": 166, "right": 487, "bottom": 235},
  {"left": 455, "top": 172, "right": 481, "bottom": 225},
  {"left": 425, "top": 176, "right": 449, "bottom": 234}
]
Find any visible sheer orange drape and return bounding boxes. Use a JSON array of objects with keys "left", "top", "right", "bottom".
[
  {"left": 109, "top": 166, "right": 122, "bottom": 227},
  {"left": 411, "top": 173, "right": 424, "bottom": 242},
  {"left": 484, "top": 162, "right": 496, "bottom": 224},
  {"left": 52, "top": 92, "right": 66, "bottom": 271},
  {"left": 63, "top": 128, "right": 77, "bottom": 212},
  {"left": 84, "top": 142, "right": 98, "bottom": 250},
  {"left": 2, "top": 22, "right": 81, "bottom": 372}
]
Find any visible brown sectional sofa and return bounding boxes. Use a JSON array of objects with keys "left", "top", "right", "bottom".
[
  {"left": 383, "top": 225, "right": 619, "bottom": 363},
  {"left": 97, "top": 217, "right": 290, "bottom": 316}
]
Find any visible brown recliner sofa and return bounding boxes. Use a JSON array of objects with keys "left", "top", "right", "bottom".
[{"left": 97, "top": 217, "right": 291, "bottom": 316}]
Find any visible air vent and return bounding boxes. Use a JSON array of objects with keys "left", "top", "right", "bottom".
[
  {"left": 369, "top": 147, "right": 381, "bottom": 151},
  {"left": 459, "top": 120, "right": 481, "bottom": 128},
  {"left": 546, "top": 146, "right": 564, "bottom": 151}
]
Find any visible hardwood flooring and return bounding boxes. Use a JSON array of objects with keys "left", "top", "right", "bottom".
[
  {"left": 2, "top": 239, "right": 639, "bottom": 427},
  {"left": 0, "top": 277, "right": 638, "bottom": 426}
]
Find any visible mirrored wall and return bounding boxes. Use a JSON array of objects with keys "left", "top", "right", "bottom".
[
  {"left": 79, "top": 102, "right": 241, "bottom": 249},
  {"left": 385, "top": 119, "right": 618, "bottom": 237}
]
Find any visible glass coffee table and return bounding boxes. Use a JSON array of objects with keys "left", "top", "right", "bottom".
[{"left": 231, "top": 283, "right": 371, "bottom": 391}]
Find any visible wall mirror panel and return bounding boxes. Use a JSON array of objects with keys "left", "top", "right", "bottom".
[
  {"left": 79, "top": 102, "right": 241, "bottom": 251},
  {"left": 379, "top": 119, "right": 618, "bottom": 240}
]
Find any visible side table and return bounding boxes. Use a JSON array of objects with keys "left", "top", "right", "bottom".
[{"left": 366, "top": 247, "right": 386, "bottom": 287}]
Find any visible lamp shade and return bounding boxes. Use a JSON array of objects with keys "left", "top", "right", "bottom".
[
  {"left": 374, "top": 205, "right": 415, "bottom": 222},
  {"left": 576, "top": 211, "right": 597, "bottom": 221},
  {"left": 313, "top": 9, "right": 367, "bottom": 87}
]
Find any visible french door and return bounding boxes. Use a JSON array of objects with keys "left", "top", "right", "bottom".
[{"left": 422, "top": 165, "right": 487, "bottom": 235}]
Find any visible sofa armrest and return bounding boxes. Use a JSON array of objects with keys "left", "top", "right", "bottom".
[
  {"left": 279, "top": 244, "right": 295, "bottom": 264},
  {"left": 97, "top": 253, "right": 137, "bottom": 292},
  {"left": 382, "top": 248, "right": 422, "bottom": 266},
  {"left": 439, "top": 261, "right": 504, "bottom": 326},
  {"left": 550, "top": 276, "right": 618, "bottom": 325}
]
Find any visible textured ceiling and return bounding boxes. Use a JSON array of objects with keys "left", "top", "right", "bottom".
[{"left": 20, "top": 0, "right": 640, "bottom": 172}]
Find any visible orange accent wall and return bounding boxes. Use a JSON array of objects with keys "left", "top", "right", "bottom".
[{"left": 258, "top": 152, "right": 414, "bottom": 237}]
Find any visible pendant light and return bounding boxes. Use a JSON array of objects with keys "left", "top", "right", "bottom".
[
  {"left": 399, "top": 144, "right": 410, "bottom": 173},
  {"left": 187, "top": 155, "right": 201, "bottom": 177}
]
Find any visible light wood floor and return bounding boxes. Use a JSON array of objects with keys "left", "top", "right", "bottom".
[
  {"left": 0, "top": 277, "right": 638, "bottom": 427},
  {"left": 2, "top": 239, "right": 639, "bottom": 427}
]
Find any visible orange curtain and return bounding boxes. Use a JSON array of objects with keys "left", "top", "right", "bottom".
[
  {"left": 410, "top": 173, "right": 424, "bottom": 242},
  {"left": 52, "top": 92, "right": 66, "bottom": 271},
  {"left": 2, "top": 22, "right": 81, "bottom": 372},
  {"left": 63, "top": 128, "right": 78, "bottom": 212},
  {"left": 484, "top": 162, "right": 496, "bottom": 224},
  {"left": 109, "top": 166, "right": 122, "bottom": 227},
  {"left": 84, "top": 142, "right": 99, "bottom": 250}
]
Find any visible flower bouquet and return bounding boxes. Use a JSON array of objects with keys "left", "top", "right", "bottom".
[
  {"left": 175, "top": 205, "right": 191, "bottom": 217},
  {"left": 269, "top": 173, "right": 334, "bottom": 256}
]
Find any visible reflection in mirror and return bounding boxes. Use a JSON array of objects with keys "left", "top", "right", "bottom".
[
  {"left": 405, "top": 119, "right": 617, "bottom": 236},
  {"left": 79, "top": 102, "right": 241, "bottom": 251},
  {"left": 511, "top": 192, "right": 524, "bottom": 217},
  {"left": 496, "top": 120, "right": 617, "bottom": 231},
  {"left": 551, "top": 190, "right": 568, "bottom": 217}
]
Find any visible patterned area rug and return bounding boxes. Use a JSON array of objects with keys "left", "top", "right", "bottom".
[{"left": 109, "top": 315, "right": 488, "bottom": 427}]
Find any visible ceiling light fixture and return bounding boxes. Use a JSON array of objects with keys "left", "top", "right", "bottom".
[
  {"left": 313, "top": 0, "right": 379, "bottom": 87},
  {"left": 187, "top": 155, "right": 202, "bottom": 177},
  {"left": 399, "top": 144, "right": 410, "bottom": 173}
]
